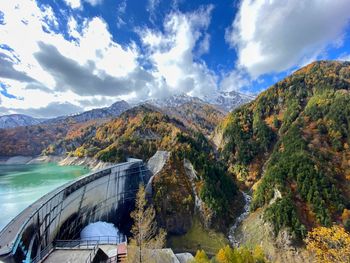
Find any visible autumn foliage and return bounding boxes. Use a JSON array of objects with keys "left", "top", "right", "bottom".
[
  {"left": 191, "top": 245, "right": 268, "bottom": 263},
  {"left": 306, "top": 225, "right": 350, "bottom": 263},
  {"left": 221, "top": 61, "right": 350, "bottom": 239}
]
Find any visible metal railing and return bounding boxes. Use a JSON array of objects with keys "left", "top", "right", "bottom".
[
  {"left": 31, "top": 236, "right": 126, "bottom": 263},
  {"left": 55, "top": 235, "right": 126, "bottom": 248}
]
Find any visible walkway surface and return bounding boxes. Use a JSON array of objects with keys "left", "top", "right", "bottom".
[
  {"left": 99, "top": 244, "right": 118, "bottom": 257},
  {"left": 43, "top": 249, "right": 92, "bottom": 263}
]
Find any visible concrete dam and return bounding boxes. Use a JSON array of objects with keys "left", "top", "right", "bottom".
[{"left": 0, "top": 159, "right": 150, "bottom": 263}]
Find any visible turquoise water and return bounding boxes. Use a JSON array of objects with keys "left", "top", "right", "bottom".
[{"left": 0, "top": 163, "right": 89, "bottom": 231}]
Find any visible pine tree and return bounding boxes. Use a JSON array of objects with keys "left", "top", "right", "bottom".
[{"left": 128, "top": 184, "right": 166, "bottom": 263}]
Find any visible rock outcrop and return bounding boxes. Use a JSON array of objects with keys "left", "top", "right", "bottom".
[
  {"left": 152, "top": 153, "right": 195, "bottom": 235},
  {"left": 146, "top": 151, "right": 170, "bottom": 194}
]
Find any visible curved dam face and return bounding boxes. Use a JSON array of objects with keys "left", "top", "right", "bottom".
[{"left": 0, "top": 160, "right": 150, "bottom": 263}]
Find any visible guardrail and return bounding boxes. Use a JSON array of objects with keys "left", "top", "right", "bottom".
[
  {"left": 55, "top": 236, "right": 126, "bottom": 248},
  {"left": 31, "top": 236, "right": 126, "bottom": 263}
]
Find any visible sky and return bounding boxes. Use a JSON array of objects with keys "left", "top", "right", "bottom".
[{"left": 0, "top": 0, "right": 350, "bottom": 118}]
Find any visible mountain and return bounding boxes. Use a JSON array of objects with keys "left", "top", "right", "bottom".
[
  {"left": 43, "top": 104, "right": 239, "bottom": 230},
  {"left": 143, "top": 92, "right": 254, "bottom": 113},
  {"left": 0, "top": 114, "right": 45, "bottom": 129},
  {"left": 0, "top": 119, "right": 104, "bottom": 156},
  {"left": 143, "top": 94, "right": 205, "bottom": 108},
  {"left": 45, "top": 104, "right": 220, "bottom": 163},
  {"left": 165, "top": 102, "right": 225, "bottom": 136},
  {"left": 0, "top": 100, "right": 130, "bottom": 131},
  {"left": 43, "top": 100, "right": 130, "bottom": 125},
  {"left": 203, "top": 90, "right": 255, "bottom": 112},
  {"left": 0, "top": 100, "right": 130, "bottom": 156},
  {"left": 216, "top": 61, "right": 350, "bottom": 247}
]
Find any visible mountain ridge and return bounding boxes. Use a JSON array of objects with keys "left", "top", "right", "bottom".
[
  {"left": 0, "top": 91, "right": 252, "bottom": 130},
  {"left": 141, "top": 90, "right": 254, "bottom": 112},
  {"left": 217, "top": 60, "right": 350, "bottom": 240},
  {"left": 0, "top": 114, "right": 45, "bottom": 129}
]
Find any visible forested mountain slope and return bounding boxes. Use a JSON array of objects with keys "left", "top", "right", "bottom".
[
  {"left": 44, "top": 104, "right": 239, "bottom": 229},
  {"left": 217, "top": 60, "right": 350, "bottom": 240},
  {"left": 162, "top": 102, "right": 225, "bottom": 136},
  {"left": 0, "top": 101, "right": 130, "bottom": 156},
  {"left": 0, "top": 120, "right": 102, "bottom": 156}
]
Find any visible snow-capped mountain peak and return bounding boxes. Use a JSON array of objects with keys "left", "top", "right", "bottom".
[
  {"left": 202, "top": 90, "right": 255, "bottom": 112},
  {"left": 0, "top": 114, "right": 45, "bottom": 129},
  {"left": 142, "top": 94, "right": 205, "bottom": 108},
  {"left": 142, "top": 91, "right": 254, "bottom": 112}
]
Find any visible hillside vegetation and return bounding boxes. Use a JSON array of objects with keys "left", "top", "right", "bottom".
[
  {"left": 218, "top": 61, "right": 350, "bottom": 240},
  {"left": 45, "top": 104, "right": 238, "bottom": 230},
  {"left": 0, "top": 120, "right": 103, "bottom": 156}
]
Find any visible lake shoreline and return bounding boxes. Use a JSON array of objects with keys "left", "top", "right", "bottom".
[{"left": 0, "top": 155, "right": 113, "bottom": 171}]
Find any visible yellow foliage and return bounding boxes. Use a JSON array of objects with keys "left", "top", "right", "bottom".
[
  {"left": 252, "top": 246, "right": 265, "bottom": 261},
  {"left": 74, "top": 146, "right": 86, "bottom": 157},
  {"left": 216, "top": 245, "right": 232, "bottom": 263},
  {"left": 342, "top": 209, "right": 350, "bottom": 224},
  {"left": 192, "top": 250, "right": 210, "bottom": 263},
  {"left": 306, "top": 225, "right": 350, "bottom": 263}
]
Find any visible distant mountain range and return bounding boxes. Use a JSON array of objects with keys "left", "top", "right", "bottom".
[
  {"left": 0, "top": 101, "right": 131, "bottom": 129},
  {"left": 0, "top": 114, "right": 45, "bottom": 129},
  {"left": 42, "top": 100, "right": 131, "bottom": 126},
  {"left": 203, "top": 90, "right": 255, "bottom": 112},
  {"left": 143, "top": 90, "right": 254, "bottom": 112},
  {"left": 0, "top": 91, "right": 253, "bottom": 129}
]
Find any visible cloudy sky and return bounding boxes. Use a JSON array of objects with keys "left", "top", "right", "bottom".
[{"left": 0, "top": 0, "right": 350, "bottom": 117}]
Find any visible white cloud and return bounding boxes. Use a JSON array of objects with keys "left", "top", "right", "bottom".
[
  {"left": 64, "top": 0, "right": 82, "bottom": 9},
  {"left": 220, "top": 69, "right": 250, "bottom": 93},
  {"left": 339, "top": 53, "right": 350, "bottom": 61},
  {"left": 0, "top": 0, "right": 219, "bottom": 116},
  {"left": 63, "top": 0, "right": 103, "bottom": 9},
  {"left": 197, "top": 33, "right": 210, "bottom": 56},
  {"left": 117, "top": 0, "right": 127, "bottom": 13},
  {"left": 147, "top": 0, "right": 161, "bottom": 22},
  {"left": 0, "top": 0, "right": 140, "bottom": 115},
  {"left": 85, "top": 0, "right": 103, "bottom": 6},
  {"left": 116, "top": 0, "right": 127, "bottom": 28},
  {"left": 67, "top": 16, "right": 80, "bottom": 39},
  {"left": 139, "top": 5, "right": 217, "bottom": 98},
  {"left": 227, "top": 0, "right": 350, "bottom": 78}
]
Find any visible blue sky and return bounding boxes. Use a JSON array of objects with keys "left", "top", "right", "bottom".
[{"left": 0, "top": 0, "right": 350, "bottom": 117}]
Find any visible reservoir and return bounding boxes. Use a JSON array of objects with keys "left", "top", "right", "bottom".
[{"left": 0, "top": 162, "right": 89, "bottom": 231}]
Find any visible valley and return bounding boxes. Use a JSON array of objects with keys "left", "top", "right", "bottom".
[{"left": 0, "top": 61, "right": 350, "bottom": 262}]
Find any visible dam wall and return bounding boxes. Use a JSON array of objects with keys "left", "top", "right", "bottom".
[{"left": 0, "top": 160, "right": 150, "bottom": 263}]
